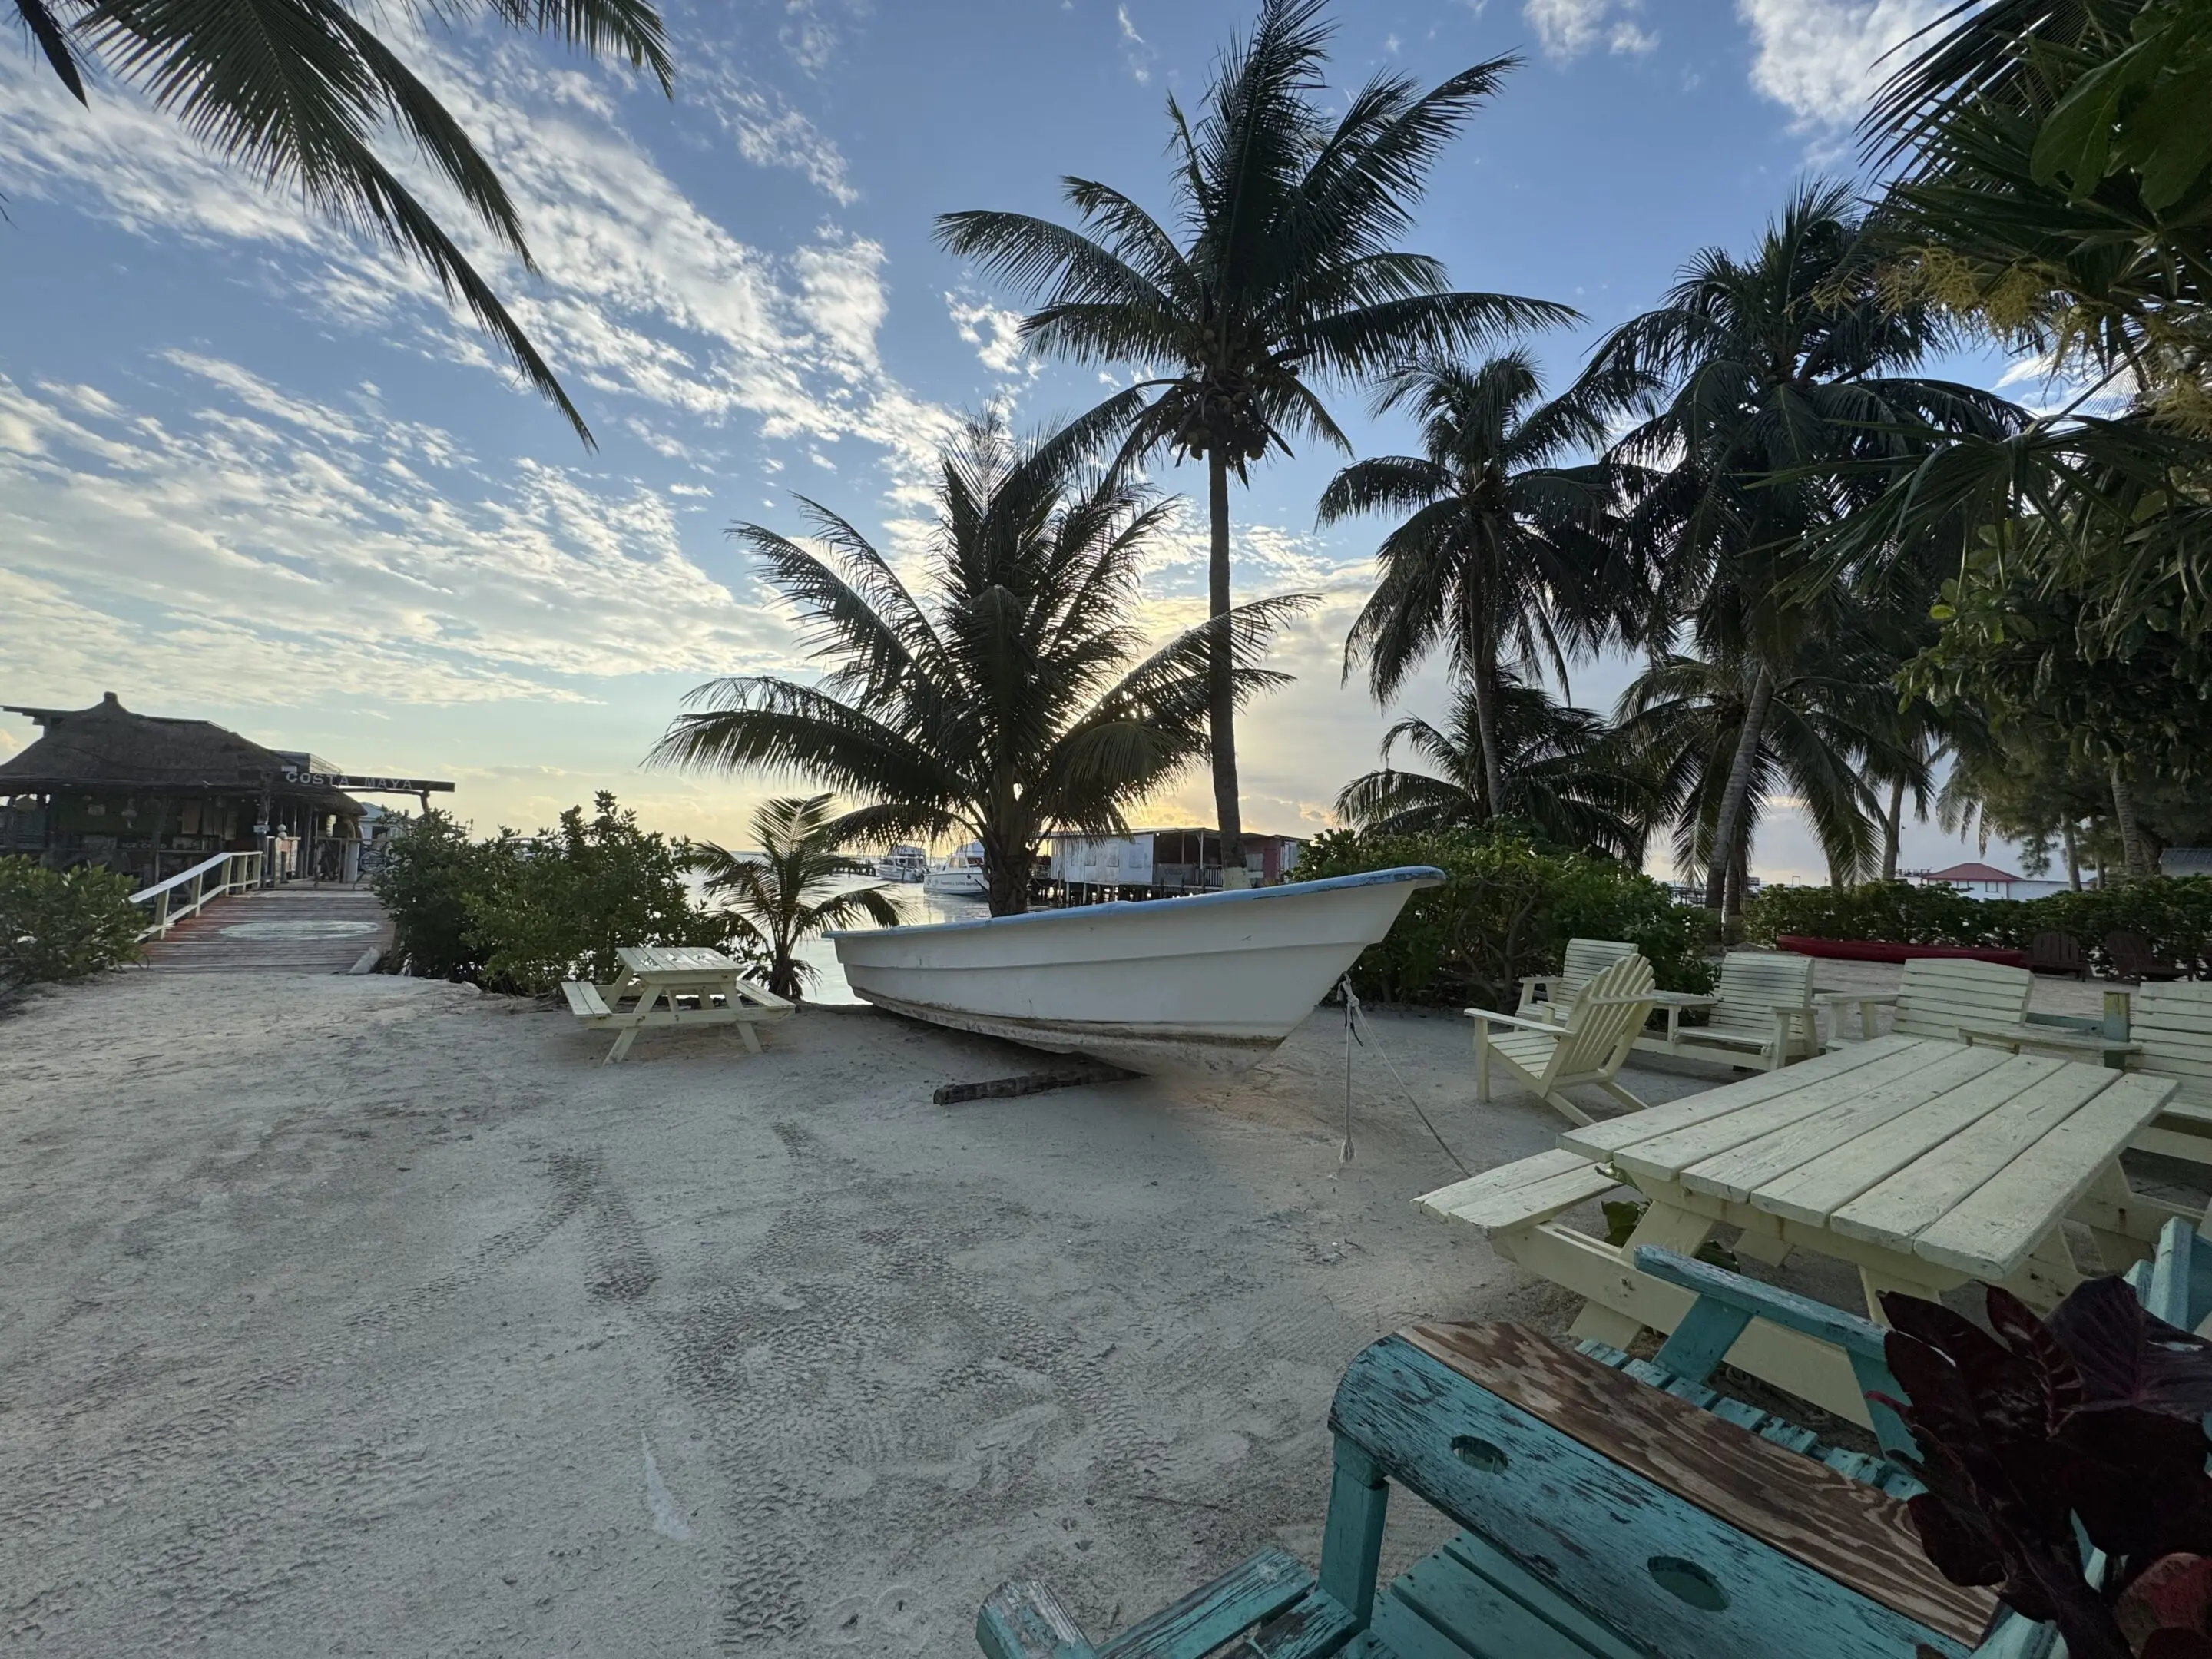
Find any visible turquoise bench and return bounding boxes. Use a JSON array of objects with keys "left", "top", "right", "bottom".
[{"left": 976, "top": 1224, "right": 2212, "bottom": 1659}]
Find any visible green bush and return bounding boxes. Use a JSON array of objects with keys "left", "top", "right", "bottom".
[
  {"left": 376, "top": 793, "right": 726, "bottom": 994},
  {"left": 372, "top": 809, "right": 495, "bottom": 980},
  {"left": 0, "top": 857, "right": 144, "bottom": 984},
  {"left": 1300, "top": 827, "right": 1715, "bottom": 1009},
  {"left": 1743, "top": 877, "right": 2212, "bottom": 976}
]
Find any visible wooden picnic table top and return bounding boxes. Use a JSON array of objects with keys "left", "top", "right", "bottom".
[
  {"left": 615, "top": 944, "right": 742, "bottom": 979},
  {"left": 1559, "top": 1033, "right": 2175, "bottom": 1281}
]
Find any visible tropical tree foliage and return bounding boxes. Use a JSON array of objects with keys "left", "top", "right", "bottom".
[
  {"left": 12, "top": 0, "right": 674, "bottom": 444},
  {"left": 1333, "top": 672, "right": 1654, "bottom": 861},
  {"left": 652, "top": 418, "right": 1306, "bottom": 916},
  {"left": 686, "top": 796, "right": 902, "bottom": 1002},
  {"left": 1321, "top": 351, "right": 1634, "bottom": 815},
  {"left": 1579, "top": 181, "right": 2022, "bottom": 911},
  {"left": 935, "top": 0, "right": 1568, "bottom": 870}
]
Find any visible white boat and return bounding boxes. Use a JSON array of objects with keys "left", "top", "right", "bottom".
[
  {"left": 922, "top": 841, "right": 988, "bottom": 899},
  {"left": 876, "top": 844, "right": 928, "bottom": 883},
  {"left": 829, "top": 866, "right": 1444, "bottom": 1078}
]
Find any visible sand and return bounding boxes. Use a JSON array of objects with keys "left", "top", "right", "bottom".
[{"left": 0, "top": 960, "right": 2156, "bottom": 1654}]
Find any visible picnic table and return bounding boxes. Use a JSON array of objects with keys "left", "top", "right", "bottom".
[
  {"left": 559, "top": 945, "right": 793, "bottom": 1063},
  {"left": 1421, "top": 1031, "right": 2182, "bottom": 1426}
]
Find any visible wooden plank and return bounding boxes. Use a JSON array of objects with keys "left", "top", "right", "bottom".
[
  {"left": 1379, "top": 1539, "right": 1629, "bottom": 1659},
  {"left": 1829, "top": 1062, "right": 2121, "bottom": 1253},
  {"left": 1497, "top": 1224, "right": 1876, "bottom": 1426},
  {"left": 1754, "top": 1055, "right": 2066, "bottom": 1227},
  {"left": 1376, "top": 1329, "right": 1994, "bottom": 1652},
  {"left": 1678, "top": 1045, "right": 2012, "bottom": 1204},
  {"left": 1100, "top": 1547, "right": 1312, "bottom": 1659},
  {"left": 1418, "top": 1157, "right": 1627, "bottom": 1236},
  {"left": 979, "top": 1581, "right": 1098, "bottom": 1659},
  {"left": 1558, "top": 1037, "right": 1919, "bottom": 1160},
  {"left": 1909, "top": 1073, "right": 2178, "bottom": 1279},
  {"left": 1609, "top": 1043, "right": 1952, "bottom": 1186}
]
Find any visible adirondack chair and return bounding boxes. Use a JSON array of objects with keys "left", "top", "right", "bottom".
[
  {"left": 1472, "top": 954, "right": 1657, "bottom": 1124},
  {"left": 1518, "top": 936, "right": 1637, "bottom": 1022},
  {"left": 1819, "top": 955, "right": 2033, "bottom": 1045},
  {"left": 2106, "top": 929, "right": 2184, "bottom": 983},
  {"left": 1637, "top": 949, "right": 1818, "bottom": 1071},
  {"left": 978, "top": 1224, "right": 2212, "bottom": 1659},
  {"left": 2026, "top": 930, "right": 2087, "bottom": 979},
  {"left": 2130, "top": 981, "right": 2212, "bottom": 1165}
]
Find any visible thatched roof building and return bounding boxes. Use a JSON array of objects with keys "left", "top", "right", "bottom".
[{"left": 0, "top": 693, "right": 399, "bottom": 886}]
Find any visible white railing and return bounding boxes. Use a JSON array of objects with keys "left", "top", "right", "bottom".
[{"left": 128, "top": 850, "right": 264, "bottom": 942}]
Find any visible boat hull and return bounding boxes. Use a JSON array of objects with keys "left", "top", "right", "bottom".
[{"left": 830, "top": 866, "right": 1444, "bottom": 1078}]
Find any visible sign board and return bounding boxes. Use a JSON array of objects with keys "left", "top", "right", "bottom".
[
  {"left": 1049, "top": 833, "right": 1154, "bottom": 886},
  {"left": 283, "top": 771, "right": 455, "bottom": 793}
]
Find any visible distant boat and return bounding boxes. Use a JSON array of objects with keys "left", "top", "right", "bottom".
[
  {"left": 922, "top": 841, "right": 988, "bottom": 899},
  {"left": 829, "top": 866, "right": 1445, "bottom": 1078},
  {"left": 876, "top": 844, "right": 928, "bottom": 883}
]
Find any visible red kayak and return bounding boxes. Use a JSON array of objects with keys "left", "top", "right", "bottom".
[{"left": 1777, "top": 935, "right": 2028, "bottom": 969}]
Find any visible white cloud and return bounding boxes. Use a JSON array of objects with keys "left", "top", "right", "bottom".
[
  {"left": 1736, "top": 0, "right": 1954, "bottom": 127},
  {"left": 694, "top": 69, "right": 857, "bottom": 204},
  {"left": 1117, "top": 5, "right": 1157, "bottom": 85},
  {"left": 1524, "top": 0, "right": 1658, "bottom": 60},
  {"left": 945, "top": 296, "right": 1034, "bottom": 379}
]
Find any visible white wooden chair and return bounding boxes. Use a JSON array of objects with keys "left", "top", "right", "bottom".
[
  {"left": 2129, "top": 982, "right": 2212, "bottom": 1164},
  {"left": 1817, "top": 955, "right": 2032, "bottom": 1045},
  {"left": 1637, "top": 949, "right": 1818, "bottom": 1071},
  {"left": 1517, "top": 937, "right": 1637, "bottom": 1022},
  {"left": 1473, "top": 954, "right": 1657, "bottom": 1125}
]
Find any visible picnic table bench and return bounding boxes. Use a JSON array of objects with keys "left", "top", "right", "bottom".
[
  {"left": 974, "top": 1223, "right": 2187, "bottom": 1659},
  {"left": 561, "top": 945, "right": 793, "bottom": 1063}
]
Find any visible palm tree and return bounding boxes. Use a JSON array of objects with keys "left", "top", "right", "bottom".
[
  {"left": 650, "top": 417, "right": 1306, "bottom": 916},
  {"left": 935, "top": 0, "right": 1570, "bottom": 876},
  {"left": 1333, "top": 671, "right": 1657, "bottom": 860},
  {"left": 1580, "top": 181, "right": 2021, "bottom": 915},
  {"left": 686, "top": 796, "right": 902, "bottom": 1002},
  {"left": 1614, "top": 650, "right": 1926, "bottom": 915},
  {"left": 1320, "top": 352, "right": 1635, "bottom": 815},
  {"left": 14, "top": 0, "right": 674, "bottom": 445}
]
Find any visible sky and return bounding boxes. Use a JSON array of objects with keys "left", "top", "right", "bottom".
[{"left": 0, "top": 0, "right": 2040, "bottom": 882}]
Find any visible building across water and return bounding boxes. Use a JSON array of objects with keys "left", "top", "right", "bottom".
[
  {"left": 0, "top": 692, "right": 451, "bottom": 888},
  {"left": 1041, "top": 827, "right": 1306, "bottom": 902}
]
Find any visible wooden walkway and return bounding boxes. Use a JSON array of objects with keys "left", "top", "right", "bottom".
[{"left": 138, "top": 883, "right": 392, "bottom": 975}]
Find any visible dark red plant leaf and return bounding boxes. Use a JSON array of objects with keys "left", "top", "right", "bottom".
[
  {"left": 2118, "top": 1555, "right": 2212, "bottom": 1650},
  {"left": 2142, "top": 1631, "right": 2212, "bottom": 1659},
  {"left": 1988, "top": 1283, "right": 2087, "bottom": 1426},
  {"left": 1906, "top": 1488, "right": 2006, "bottom": 1587},
  {"left": 2061, "top": 1409, "right": 2212, "bottom": 1559},
  {"left": 2046, "top": 1277, "right": 2212, "bottom": 1417},
  {"left": 1884, "top": 1290, "right": 2051, "bottom": 1438}
]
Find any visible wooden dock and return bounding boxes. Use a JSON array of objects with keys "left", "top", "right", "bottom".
[{"left": 137, "top": 883, "right": 392, "bottom": 975}]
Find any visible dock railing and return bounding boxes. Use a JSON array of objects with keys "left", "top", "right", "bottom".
[{"left": 128, "top": 850, "right": 264, "bottom": 942}]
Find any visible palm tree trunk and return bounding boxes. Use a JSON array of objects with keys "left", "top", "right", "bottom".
[
  {"left": 984, "top": 833, "right": 1030, "bottom": 917},
  {"left": 1881, "top": 774, "right": 1905, "bottom": 882},
  {"left": 1468, "top": 648, "right": 1506, "bottom": 822},
  {"left": 1207, "top": 448, "right": 1245, "bottom": 884},
  {"left": 2110, "top": 759, "right": 2151, "bottom": 882},
  {"left": 1727, "top": 839, "right": 1751, "bottom": 932},
  {"left": 1702, "top": 666, "right": 1774, "bottom": 912},
  {"left": 2065, "top": 822, "right": 2082, "bottom": 892}
]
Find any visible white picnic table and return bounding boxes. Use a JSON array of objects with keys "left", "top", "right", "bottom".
[
  {"left": 1420, "top": 1031, "right": 2181, "bottom": 1426},
  {"left": 559, "top": 945, "right": 793, "bottom": 1064}
]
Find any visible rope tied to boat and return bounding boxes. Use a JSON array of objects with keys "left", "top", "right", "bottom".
[{"left": 1336, "top": 976, "right": 1471, "bottom": 1177}]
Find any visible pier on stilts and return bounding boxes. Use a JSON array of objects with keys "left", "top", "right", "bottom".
[{"left": 138, "top": 882, "right": 392, "bottom": 975}]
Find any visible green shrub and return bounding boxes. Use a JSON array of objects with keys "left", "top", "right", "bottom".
[
  {"left": 1300, "top": 827, "right": 1715, "bottom": 1009},
  {"left": 372, "top": 809, "right": 495, "bottom": 980},
  {"left": 373, "top": 793, "right": 729, "bottom": 993},
  {"left": 466, "top": 793, "right": 726, "bottom": 995},
  {"left": 1744, "top": 877, "right": 2212, "bottom": 976},
  {"left": 0, "top": 858, "right": 144, "bottom": 984}
]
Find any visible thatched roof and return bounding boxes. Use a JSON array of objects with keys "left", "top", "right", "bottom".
[{"left": 0, "top": 694, "right": 360, "bottom": 815}]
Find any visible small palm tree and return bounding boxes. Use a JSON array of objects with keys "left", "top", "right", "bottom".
[
  {"left": 1320, "top": 352, "right": 1633, "bottom": 815},
  {"left": 14, "top": 0, "right": 674, "bottom": 445},
  {"left": 936, "top": 0, "right": 1569, "bottom": 872},
  {"left": 687, "top": 796, "right": 902, "bottom": 1002},
  {"left": 1613, "top": 651, "right": 1925, "bottom": 915},
  {"left": 1333, "top": 671, "right": 1657, "bottom": 860},
  {"left": 651, "top": 417, "right": 1305, "bottom": 916}
]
